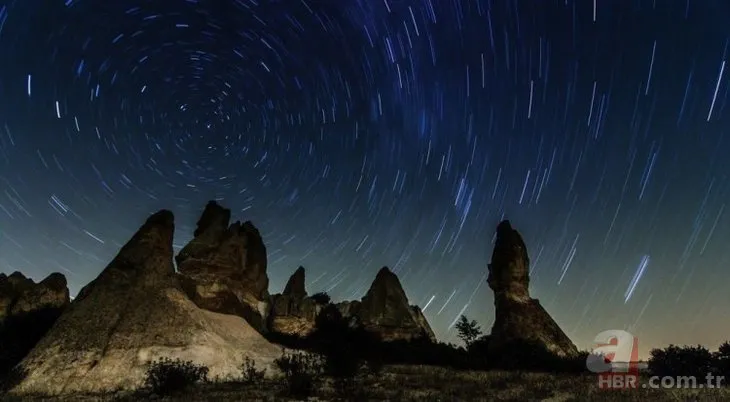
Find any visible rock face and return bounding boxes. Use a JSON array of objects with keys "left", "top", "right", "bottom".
[
  {"left": 268, "top": 267, "right": 322, "bottom": 336},
  {"left": 282, "top": 266, "right": 307, "bottom": 299},
  {"left": 487, "top": 220, "right": 578, "bottom": 357},
  {"left": 0, "top": 271, "right": 70, "bottom": 323},
  {"left": 11, "top": 209, "right": 281, "bottom": 395},
  {"left": 176, "top": 201, "right": 270, "bottom": 332},
  {"left": 337, "top": 267, "right": 436, "bottom": 342}
]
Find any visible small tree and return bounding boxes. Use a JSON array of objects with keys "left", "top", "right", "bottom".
[{"left": 454, "top": 315, "right": 482, "bottom": 347}]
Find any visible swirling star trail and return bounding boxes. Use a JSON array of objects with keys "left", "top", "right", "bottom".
[{"left": 1, "top": 0, "right": 729, "bottom": 357}]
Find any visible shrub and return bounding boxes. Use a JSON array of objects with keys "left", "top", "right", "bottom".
[
  {"left": 648, "top": 344, "right": 715, "bottom": 378},
  {"left": 240, "top": 356, "right": 266, "bottom": 385},
  {"left": 310, "top": 292, "right": 331, "bottom": 305},
  {"left": 144, "top": 358, "right": 209, "bottom": 396},
  {"left": 273, "top": 349, "right": 325, "bottom": 398}
]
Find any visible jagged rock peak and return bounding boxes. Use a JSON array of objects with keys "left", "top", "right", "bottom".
[
  {"left": 488, "top": 220, "right": 530, "bottom": 302},
  {"left": 370, "top": 266, "right": 405, "bottom": 293},
  {"left": 362, "top": 266, "right": 411, "bottom": 312},
  {"left": 282, "top": 266, "right": 307, "bottom": 299},
  {"left": 0, "top": 271, "right": 70, "bottom": 321},
  {"left": 40, "top": 272, "right": 68, "bottom": 290},
  {"left": 354, "top": 266, "right": 436, "bottom": 342},
  {"left": 175, "top": 201, "right": 269, "bottom": 332},
  {"left": 193, "top": 200, "right": 231, "bottom": 237},
  {"left": 0, "top": 271, "right": 68, "bottom": 295},
  {"left": 113, "top": 209, "right": 175, "bottom": 278},
  {"left": 6, "top": 271, "right": 32, "bottom": 287}
]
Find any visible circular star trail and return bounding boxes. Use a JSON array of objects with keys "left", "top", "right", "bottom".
[{"left": 1, "top": 0, "right": 729, "bottom": 356}]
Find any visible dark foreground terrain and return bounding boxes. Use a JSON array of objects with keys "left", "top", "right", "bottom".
[{"left": 4, "top": 364, "right": 730, "bottom": 402}]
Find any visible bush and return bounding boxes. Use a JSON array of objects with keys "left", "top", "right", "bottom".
[
  {"left": 648, "top": 344, "right": 715, "bottom": 378},
  {"left": 240, "top": 356, "right": 266, "bottom": 385},
  {"left": 273, "top": 349, "right": 325, "bottom": 398},
  {"left": 714, "top": 342, "right": 730, "bottom": 379},
  {"left": 144, "top": 358, "right": 209, "bottom": 396},
  {"left": 310, "top": 292, "right": 331, "bottom": 305}
]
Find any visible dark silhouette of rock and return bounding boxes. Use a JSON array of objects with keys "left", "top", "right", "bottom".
[
  {"left": 487, "top": 220, "right": 578, "bottom": 357},
  {"left": 0, "top": 273, "right": 32, "bottom": 323},
  {"left": 338, "top": 267, "right": 436, "bottom": 342},
  {"left": 0, "top": 272, "right": 69, "bottom": 382},
  {"left": 10, "top": 209, "right": 281, "bottom": 395},
  {"left": 268, "top": 267, "right": 322, "bottom": 336},
  {"left": 176, "top": 200, "right": 270, "bottom": 332},
  {"left": 0, "top": 271, "right": 69, "bottom": 323},
  {"left": 283, "top": 266, "right": 307, "bottom": 299}
]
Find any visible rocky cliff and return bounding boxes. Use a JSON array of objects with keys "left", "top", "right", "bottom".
[
  {"left": 487, "top": 220, "right": 578, "bottom": 357},
  {"left": 11, "top": 209, "right": 281, "bottom": 395},
  {"left": 176, "top": 200, "right": 270, "bottom": 332}
]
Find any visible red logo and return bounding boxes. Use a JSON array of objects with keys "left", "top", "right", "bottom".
[{"left": 586, "top": 330, "right": 641, "bottom": 389}]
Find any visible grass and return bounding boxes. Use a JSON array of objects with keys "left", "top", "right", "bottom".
[{"left": 5, "top": 364, "right": 730, "bottom": 401}]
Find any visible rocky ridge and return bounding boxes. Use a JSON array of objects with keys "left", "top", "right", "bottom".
[
  {"left": 10, "top": 209, "right": 281, "bottom": 395},
  {"left": 2, "top": 200, "right": 582, "bottom": 396}
]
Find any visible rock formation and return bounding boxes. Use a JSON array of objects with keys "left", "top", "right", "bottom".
[
  {"left": 0, "top": 271, "right": 69, "bottom": 323},
  {"left": 487, "top": 220, "right": 578, "bottom": 357},
  {"left": 268, "top": 266, "right": 322, "bottom": 336},
  {"left": 0, "top": 272, "right": 70, "bottom": 380},
  {"left": 11, "top": 209, "right": 281, "bottom": 395},
  {"left": 337, "top": 267, "right": 436, "bottom": 342},
  {"left": 283, "top": 266, "right": 307, "bottom": 299},
  {"left": 176, "top": 200, "right": 270, "bottom": 332}
]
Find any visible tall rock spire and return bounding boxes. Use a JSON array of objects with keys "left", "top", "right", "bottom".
[{"left": 487, "top": 220, "right": 579, "bottom": 357}]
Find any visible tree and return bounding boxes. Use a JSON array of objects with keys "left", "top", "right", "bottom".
[{"left": 454, "top": 315, "right": 482, "bottom": 347}]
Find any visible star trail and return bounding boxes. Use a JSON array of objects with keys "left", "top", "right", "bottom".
[{"left": 1, "top": 0, "right": 730, "bottom": 357}]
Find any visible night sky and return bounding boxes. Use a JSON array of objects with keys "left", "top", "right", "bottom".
[{"left": 0, "top": 0, "right": 729, "bottom": 358}]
